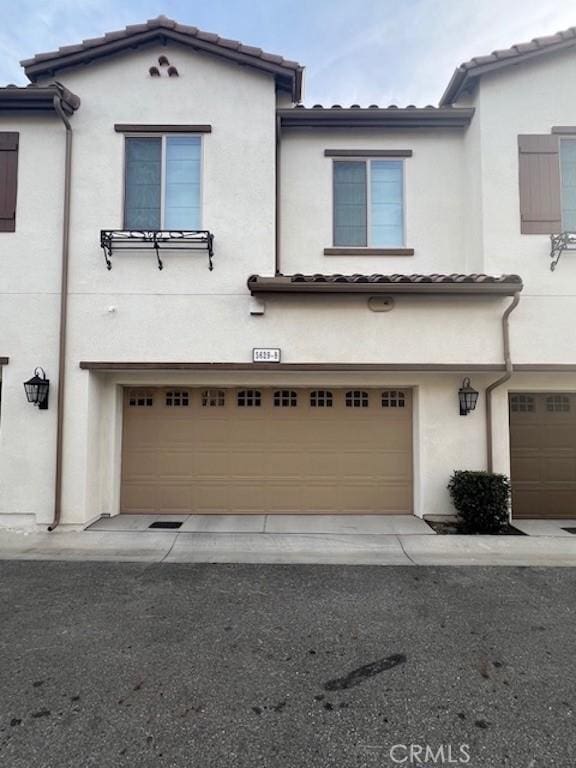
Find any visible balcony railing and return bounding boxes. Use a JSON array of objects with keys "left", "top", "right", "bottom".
[
  {"left": 550, "top": 232, "right": 576, "bottom": 271},
  {"left": 100, "top": 230, "right": 214, "bottom": 271}
]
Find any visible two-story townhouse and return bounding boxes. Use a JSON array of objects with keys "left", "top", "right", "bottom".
[{"left": 1, "top": 16, "right": 575, "bottom": 529}]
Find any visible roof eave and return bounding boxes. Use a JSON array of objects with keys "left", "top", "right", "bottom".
[
  {"left": 0, "top": 83, "right": 80, "bottom": 115},
  {"left": 22, "top": 27, "right": 301, "bottom": 99},
  {"left": 278, "top": 107, "right": 475, "bottom": 129},
  {"left": 247, "top": 277, "right": 523, "bottom": 297},
  {"left": 440, "top": 35, "right": 576, "bottom": 106},
  {"left": 439, "top": 69, "right": 468, "bottom": 107}
]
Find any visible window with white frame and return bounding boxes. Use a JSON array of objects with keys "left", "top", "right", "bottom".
[
  {"left": 333, "top": 159, "right": 404, "bottom": 247},
  {"left": 124, "top": 135, "right": 201, "bottom": 230}
]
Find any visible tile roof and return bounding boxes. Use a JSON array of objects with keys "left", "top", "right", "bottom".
[
  {"left": 441, "top": 25, "right": 576, "bottom": 105},
  {"left": 278, "top": 105, "right": 474, "bottom": 128},
  {"left": 0, "top": 82, "right": 80, "bottom": 114},
  {"left": 21, "top": 16, "right": 303, "bottom": 100},
  {"left": 248, "top": 273, "right": 523, "bottom": 296}
]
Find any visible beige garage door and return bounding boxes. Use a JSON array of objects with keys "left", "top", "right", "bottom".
[
  {"left": 121, "top": 387, "right": 412, "bottom": 515},
  {"left": 510, "top": 392, "right": 576, "bottom": 518}
]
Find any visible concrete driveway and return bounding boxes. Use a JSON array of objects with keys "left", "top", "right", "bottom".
[{"left": 0, "top": 562, "right": 575, "bottom": 767}]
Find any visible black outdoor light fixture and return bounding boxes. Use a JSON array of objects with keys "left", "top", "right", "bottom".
[
  {"left": 23, "top": 368, "right": 50, "bottom": 410},
  {"left": 458, "top": 377, "right": 479, "bottom": 416}
]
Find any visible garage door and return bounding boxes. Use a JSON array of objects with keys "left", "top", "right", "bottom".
[
  {"left": 510, "top": 392, "right": 576, "bottom": 518},
  {"left": 121, "top": 387, "right": 412, "bottom": 514}
]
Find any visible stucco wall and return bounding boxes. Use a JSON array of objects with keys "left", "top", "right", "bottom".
[
  {"left": 4, "top": 40, "right": 576, "bottom": 526},
  {"left": 0, "top": 115, "right": 65, "bottom": 521},
  {"left": 41, "top": 44, "right": 278, "bottom": 525},
  {"left": 460, "top": 48, "right": 576, "bottom": 363},
  {"left": 280, "top": 128, "right": 466, "bottom": 275}
]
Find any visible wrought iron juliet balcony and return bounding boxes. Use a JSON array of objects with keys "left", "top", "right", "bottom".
[
  {"left": 550, "top": 232, "right": 576, "bottom": 271},
  {"left": 100, "top": 230, "right": 214, "bottom": 271}
]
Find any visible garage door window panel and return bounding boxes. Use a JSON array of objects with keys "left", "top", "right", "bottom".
[
  {"left": 237, "top": 390, "right": 262, "bottom": 407},
  {"left": 310, "top": 390, "right": 333, "bottom": 408},
  {"left": 202, "top": 389, "right": 225, "bottom": 407},
  {"left": 165, "top": 390, "right": 190, "bottom": 407},
  {"left": 510, "top": 394, "right": 535, "bottom": 413},
  {"left": 274, "top": 390, "right": 298, "bottom": 407},
  {"left": 382, "top": 390, "right": 406, "bottom": 408},
  {"left": 128, "top": 389, "right": 154, "bottom": 407},
  {"left": 546, "top": 394, "right": 570, "bottom": 412},
  {"left": 345, "top": 390, "right": 369, "bottom": 408}
]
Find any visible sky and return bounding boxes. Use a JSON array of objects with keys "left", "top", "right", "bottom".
[{"left": 1, "top": 0, "right": 576, "bottom": 106}]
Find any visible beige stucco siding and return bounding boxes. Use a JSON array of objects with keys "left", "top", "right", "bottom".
[
  {"left": 4, "top": 38, "right": 576, "bottom": 527},
  {"left": 280, "top": 128, "right": 466, "bottom": 276},
  {"left": 458, "top": 49, "right": 576, "bottom": 364},
  {"left": 0, "top": 116, "right": 65, "bottom": 521}
]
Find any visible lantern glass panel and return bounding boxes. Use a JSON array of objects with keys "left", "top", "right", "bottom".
[
  {"left": 37, "top": 381, "right": 49, "bottom": 404},
  {"left": 24, "top": 375, "right": 44, "bottom": 403}
]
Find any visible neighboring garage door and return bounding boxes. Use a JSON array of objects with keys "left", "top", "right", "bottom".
[
  {"left": 121, "top": 387, "right": 412, "bottom": 515},
  {"left": 509, "top": 392, "right": 576, "bottom": 518}
]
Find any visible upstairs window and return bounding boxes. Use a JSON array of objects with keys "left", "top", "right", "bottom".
[
  {"left": 560, "top": 139, "right": 576, "bottom": 231},
  {"left": 333, "top": 160, "right": 404, "bottom": 247},
  {"left": 124, "top": 135, "right": 201, "bottom": 230}
]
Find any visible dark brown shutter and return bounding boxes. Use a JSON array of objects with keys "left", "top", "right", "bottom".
[
  {"left": 518, "top": 134, "right": 561, "bottom": 234},
  {"left": 0, "top": 132, "right": 19, "bottom": 233}
]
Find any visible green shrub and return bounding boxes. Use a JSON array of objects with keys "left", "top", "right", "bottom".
[{"left": 447, "top": 471, "right": 511, "bottom": 534}]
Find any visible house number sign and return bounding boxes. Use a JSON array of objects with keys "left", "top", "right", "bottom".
[{"left": 253, "top": 348, "right": 281, "bottom": 363}]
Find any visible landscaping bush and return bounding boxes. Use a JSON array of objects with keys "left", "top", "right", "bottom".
[{"left": 447, "top": 471, "right": 511, "bottom": 534}]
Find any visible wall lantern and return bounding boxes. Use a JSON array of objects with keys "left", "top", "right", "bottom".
[
  {"left": 458, "top": 377, "right": 479, "bottom": 416},
  {"left": 23, "top": 368, "right": 50, "bottom": 410}
]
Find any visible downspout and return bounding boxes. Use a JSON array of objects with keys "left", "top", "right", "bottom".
[
  {"left": 48, "top": 94, "right": 73, "bottom": 531},
  {"left": 275, "top": 113, "right": 281, "bottom": 275},
  {"left": 485, "top": 292, "right": 521, "bottom": 473}
]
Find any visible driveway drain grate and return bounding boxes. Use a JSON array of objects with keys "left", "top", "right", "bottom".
[
  {"left": 562, "top": 527, "right": 576, "bottom": 534},
  {"left": 148, "top": 521, "right": 183, "bottom": 530}
]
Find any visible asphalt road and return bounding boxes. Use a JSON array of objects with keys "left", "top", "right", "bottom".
[{"left": 0, "top": 562, "right": 574, "bottom": 768}]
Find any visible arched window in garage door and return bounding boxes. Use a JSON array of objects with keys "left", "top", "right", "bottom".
[
  {"left": 381, "top": 390, "right": 406, "bottom": 408},
  {"left": 128, "top": 389, "right": 154, "bottom": 407}
]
